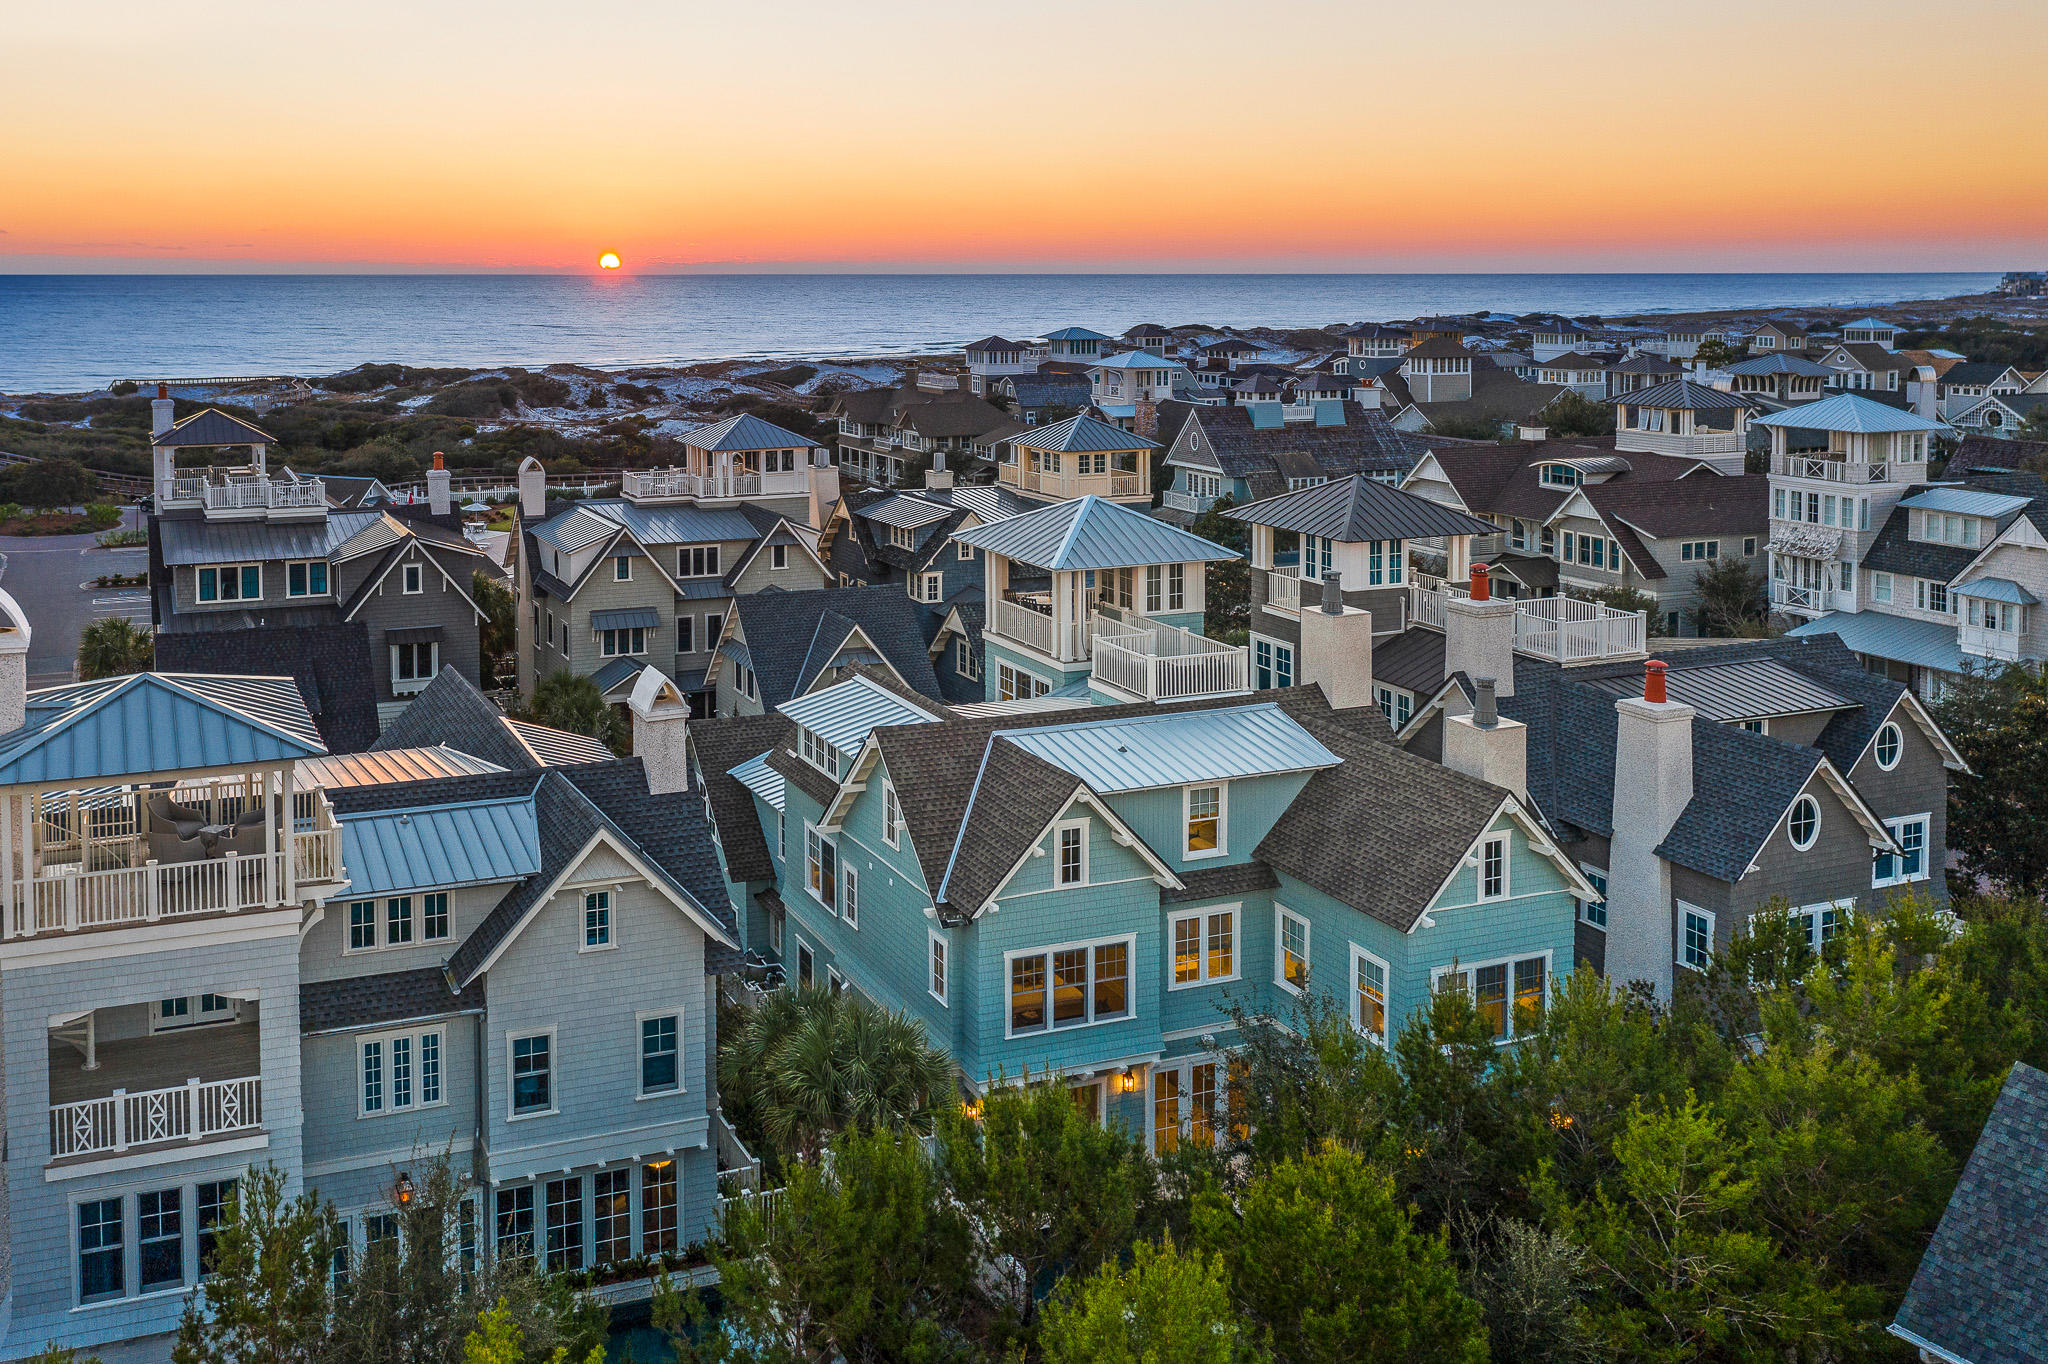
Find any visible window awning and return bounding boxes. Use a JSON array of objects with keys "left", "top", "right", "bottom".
[
  {"left": 1952, "top": 577, "right": 2038, "bottom": 605},
  {"left": 591, "top": 608, "right": 660, "bottom": 631},
  {"left": 1768, "top": 525, "right": 1841, "bottom": 559}
]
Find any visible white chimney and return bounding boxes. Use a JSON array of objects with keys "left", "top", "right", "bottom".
[
  {"left": 807, "top": 455, "right": 841, "bottom": 532},
  {"left": 1442, "top": 676, "right": 1526, "bottom": 801},
  {"left": 626, "top": 666, "right": 691, "bottom": 795},
  {"left": 924, "top": 449, "right": 954, "bottom": 491},
  {"left": 427, "top": 451, "right": 452, "bottom": 516},
  {"left": 516, "top": 456, "right": 546, "bottom": 520},
  {"left": 151, "top": 382, "right": 176, "bottom": 440},
  {"left": 1298, "top": 571, "right": 1375, "bottom": 710},
  {"left": 151, "top": 383, "right": 179, "bottom": 504},
  {"left": 1606, "top": 660, "right": 1693, "bottom": 1000},
  {"left": 1442, "top": 565, "right": 1518, "bottom": 697}
]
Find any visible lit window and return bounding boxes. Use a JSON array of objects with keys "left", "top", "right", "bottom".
[
  {"left": 1185, "top": 784, "right": 1223, "bottom": 857},
  {"left": 1352, "top": 947, "right": 1388, "bottom": 1046},
  {"left": 1007, "top": 937, "right": 1132, "bottom": 1035},
  {"left": 1170, "top": 908, "right": 1236, "bottom": 987},
  {"left": 641, "top": 1161, "right": 677, "bottom": 1254},
  {"left": 1276, "top": 907, "right": 1310, "bottom": 993},
  {"left": 1434, "top": 955, "right": 1547, "bottom": 1039}
]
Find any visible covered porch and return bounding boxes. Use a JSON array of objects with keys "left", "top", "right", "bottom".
[{"left": 48, "top": 1002, "right": 264, "bottom": 1162}]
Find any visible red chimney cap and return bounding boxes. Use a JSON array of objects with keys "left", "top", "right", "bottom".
[
  {"left": 1644, "top": 658, "right": 1668, "bottom": 704},
  {"left": 156, "top": 382, "right": 169, "bottom": 400},
  {"left": 432, "top": 451, "right": 445, "bottom": 471},
  {"left": 1468, "top": 563, "right": 1490, "bottom": 602}
]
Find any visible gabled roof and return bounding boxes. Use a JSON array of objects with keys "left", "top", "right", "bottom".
[
  {"left": 677, "top": 412, "right": 824, "bottom": 452},
  {"left": 338, "top": 792, "right": 543, "bottom": 897},
  {"left": 152, "top": 622, "right": 380, "bottom": 756},
  {"left": 372, "top": 666, "right": 610, "bottom": 770},
  {"left": 1890, "top": 1061, "right": 2048, "bottom": 1363},
  {"left": 152, "top": 408, "right": 275, "bottom": 447},
  {"left": 728, "top": 585, "right": 945, "bottom": 709},
  {"left": 997, "top": 703, "right": 1342, "bottom": 794},
  {"left": 0, "top": 673, "right": 326, "bottom": 786},
  {"left": 778, "top": 673, "right": 943, "bottom": 754},
  {"left": 951, "top": 495, "right": 1238, "bottom": 571},
  {"left": 1899, "top": 486, "right": 2034, "bottom": 519},
  {"left": 1753, "top": 392, "right": 1948, "bottom": 434},
  {"left": 1011, "top": 412, "right": 1160, "bottom": 453},
  {"left": 1225, "top": 474, "right": 1497, "bottom": 543}
]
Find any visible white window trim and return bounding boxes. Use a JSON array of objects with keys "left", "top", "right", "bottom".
[
  {"left": 1478, "top": 833, "right": 1510, "bottom": 901},
  {"left": 197, "top": 561, "right": 263, "bottom": 604},
  {"left": 928, "top": 929, "right": 949, "bottom": 1006},
  {"left": 1578, "top": 864, "right": 1609, "bottom": 930},
  {"left": 1182, "top": 782, "right": 1228, "bottom": 861},
  {"left": 1787, "top": 794, "right": 1821, "bottom": 851},
  {"left": 770, "top": 544, "right": 788, "bottom": 570},
  {"left": 285, "top": 559, "right": 329, "bottom": 598},
  {"left": 343, "top": 896, "right": 444, "bottom": 954},
  {"left": 506, "top": 1025, "right": 559, "bottom": 1122},
  {"left": 634, "top": 1008, "right": 685, "bottom": 1099},
  {"left": 841, "top": 863, "right": 859, "bottom": 928},
  {"left": 359, "top": 1024, "right": 447, "bottom": 1119},
  {"left": 614, "top": 555, "right": 632, "bottom": 582},
  {"left": 1428, "top": 949, "right": 1554, "bottom": 1041},
  {"left": 1054, "top": 818, "right": 1090, "bottom": 887},
  {"left": 1873, "top": 813, "right": 1932, "bottom": 888},
  {"left": 1678, "top": 905, "right": 1715, "bottom": 972},
  {"left": 401, "top": 562, "right": 425, "bottom": 595},
  {"left": 1274, "top": 904, "right": 1310, "bottom": 996},
  {"left": 1349, "top": 942, "right": 1392, "bottom": 1048},
  {"left": 149, "top": 994, "right": 239, "bottom": 1034},
  {"left": 1002, "top": 933, "right": 1138, "bottom": 1039},
  {"left": 1873, "top": 721, "right": 1903, "bottom": 771},
  {"left": 1167, "top": 904, "right": 1240, "bottom": 990},
  {"left": 580, "top": 889, "right": 616, "bottom": 953},
  {"left": 881, "top": 781, "right": 901, "bottom": 848}
]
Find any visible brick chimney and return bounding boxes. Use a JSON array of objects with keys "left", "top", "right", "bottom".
[
  {"left": 1443, "top": 564, "right": 1518, "bottom": 697},
  {"left": 517, "top": 456, "right": 546, "bottom": 520},
  {"left": 1298, "top": 570, "right": 1375, "bottom": 709},
  {"left": 427, "top": 451, "right": 452, "bottom": 516},
  {"left": 626, "top": 666, "right": 691, "bottom": 795},
  {"left": 1134, "top": 396, "right": 1159, "bottom": 440},
  {"left": 1442, "top": 676, "right": 1526, "bottom": 801},
  {"left": 1606, "top": 659, "right": 1694, "bottom": 999}
]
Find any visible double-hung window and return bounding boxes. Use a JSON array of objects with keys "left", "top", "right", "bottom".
[
  {"left": 593, "top": 1171, "right": 631, "bottom": 1265},
  {"left": 1145, "top": 563, "right": 1188, "bottom": 612},
  {"left": 1169, "top": 907, "right": 1236, "bottom": 987},
  {"left": 393, "top": 640, "right": 437, "bottom": 687},
  {"left": 955, "top": 636, "right": 981, "bottom": 680},
  {"left": 1006, "top": 936, "right": 1132, "bottom": 1036},
  {"left": 1251, "top": 637, "right": 1295, "bottom": 690},
  {"left": 1434, "top": 954, "right": 1547, "bottom": 1040},
  {"left": 544, "top": 1178, "right": 583, "bottom": 1272},
  {"left": 401, "top": 562, "right": 424, "bottom": 595},
  {"left": 1056, "top": 820, "right": 1087, "bottom": 886},
  {"left": 348, "top": 900, "right": 377, "bottom": 951},
  {"left": 510, "top": 1031, "right": 554, "bottom": 1117},
  {"left": 1579, "top": 866, "right": 1608, "bottom": 928},
  {"left": 1375, "top": 685, "right": 1412, "bottom": 729},
  {"left": 679, "top": 545, "right": 721, "bottom": 578},
  {"left": 583, "top": 891, "right": 612, "bottom": 949},
  {"left": 882, "top": 782, "right": 901, "bottom": 847},
  {"left": 641, "top": 1161, "right": 677, "bottom": 1254},
  {"left": 1184, "top": 783, "right": 1224, "bottom": 858},
  {"left": 929, "top": 930, "right": 948, "bottom": 1005},
  {"left": 286, "top": 560, "right": 329, "bottom": 597},
  {"left": 495, "top": 1187, "right": 535, "bottom": 1260},
  {"left": 387, "top": 896, "right": 413, "bottom": 945},
  {"left": 1276, "top": 907, "right": 1310, "bottom": 992},
  {"left": 422, "top": 892, "right": 449, "bottom": 940},
  {"left": 640, "top": 1013, "right": 681, "bottom": 1095},
  {"left": 804, "top": 824, "right": 843, "bottom": 914},
  {"left": 139, "top": 1189, "right": 184, "bottom": 1291},
  {"left": 360, "top": 1026, "right": 444, "bottom": 1116},
  {"left": 1351, "top": 945, "right": 1390, "bottom": 1046},
  {"left": 799, "top": 727, "right": 839, "bottom": 775},
  {"left": 1873, "top": 814, "right": 1930, "bottom": 887},
  {"left": 1478, "top": 834, "right": 1509, "bottom": 900},
  {"left": 197, "top": 1179, "right": 236, "bottom": 1280},
  {"left": 1680, "top": 906, "right": 1714, "bottom": 971},
  {"left": 79, "top": 1199, "right": 124, "bottom": 1303},
  {"left": 842, "top": 865, "right": 858, "bottom": 927},
  {"left": 676, "top": 614, "right": 694, "bottom": 653},
  {"left": 614, "top": 555, "right": 632, "bottom": 581},
  {"left": 197, "top": 563, "right": 261, "bottom": 603}
]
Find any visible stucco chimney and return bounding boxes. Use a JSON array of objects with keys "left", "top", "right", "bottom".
[
  {"left": 0, "top": 588, "right": 30, "bottom": 737},
  {"left": 626, "top": 666, "right": 691, "bottom": 795},
  {"left": 807, "top": 454, "right": 841, "bottom": 531},
  {"left": 1607, "top": 659, "right": 1694, "bottom": 1000},
  {"left": 516, "top": 456, "right": 546, "bottom": 520},
  {"left": 427, "top": 451, "right": 452, "bottom": 516},
  {"left": 1443, "top": 565, "right": 1518, "bottom": 697},
  {"left": 1442, "top": 676, "right": 1526, "bottom": 801},
  {"left": 925, "top": 449, "right": 954, "bottom": 491},
  {"left": 151, "top": 383, "right": 176, "bottom": 440},
  {"left": 1298, "top": 570, "right": 1375, "bottom": 710}
]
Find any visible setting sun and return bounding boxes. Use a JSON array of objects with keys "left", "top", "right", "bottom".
[{"left": 598, "top": 252, "right": 622, "bottom": 270}]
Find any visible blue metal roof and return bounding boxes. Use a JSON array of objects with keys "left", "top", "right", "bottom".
[
  {"left": 338, "top": 794, "right": 542, "bottom": 897},
  {"left": 777, "top": 675, "right": 940, "bottom": 754},
  {"left": 1011, "top": 412, "right": 1160, "bottom": 453},
  {"left": 728, "top": 752, "right": 785, "bottom": 812},
  {"left": 590, "top": 607, "right": 660, "bottom": 631},
  {"left": 999, "top": 702, "right": 1342, "bottom": 794},
  {"left": 1953, "top": 577, "right": 2039, "bottom": 605},
  {"left": 1042, "top": 326, "right": 1110, "bottom": 341},
  {"left": 0, "top": 674, "right": 326, "bottom": 786},
  {"left": 1725, "top": 354, "right": 1834, "bottom": 377},
  {"left": 579, "top": 500, "right": 768, "bottom": 547},
  {"left": 590, "top": 657, "right": 643, "bottom": 694},
  {"left": 1092, "top": 350, "right": 1176, "bottom": 371},
  {"left": 949, "top": 495, "right": 1239, "bottom": 571},
  {"left": 1787, "top": 611, "right": 1966, "bottom": 674},
  {"left": 1754, "top": 393, "right": 1948, "bottom": 434},
  {"left": 859, "top": 495, "right": 956, "bottom": 531},
  {"left": 677, "top": 412, "right": 824, "bottom": 452},
  {"left": 1899, "top": 487, "right": 2033, "bottom": 519}
]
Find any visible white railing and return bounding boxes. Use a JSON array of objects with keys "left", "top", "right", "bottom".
[
  {"left": 717, "top": 1184, "right": 786, "bottom": 1236},
  {"left": 4, "top": 827, "right": 338, "bottom": 939},
  {"left": 1512, "top": 596, "right": 1646, "bottom": 662},
  {"left": 1006, "top": 464, "right": 1145, "bottom": 500},
  {"left": 202, "top": 476, "right": 324, "bottom": 511},
  {"left": 621, "top": 468, "right": 809, "bottom": 502},
  {"left": 989, "top": 597, "right": 1090, "bottom": 661},
  {"left": 1959, "top": 625, "right": 2022, "bottom": 661},
  {"left": 50, "top": 1076, "right": 262, "bottom": 1160},
  {"left": 1618, "top": 428, "right": 1747, "bottom": 457},
  {"left": 1771, "top": 454, "right": 1925, "bottom": 485},
  {"left": 1770, "top": 581, "right": 1823, "bottom": 611},
  {"left": 1264, "top": 569, "right": 1302, "bottom": 613},
  {"left": 1408, "top": 582, "right": 1447, "bottom": 629},
  {"left": 1161, "top": 489, "right": 1215, "bottom": 514},
  {"left": 1090, "top": 616, "right": 1249, "bottom": 700},
  {"left": 622, "top": 469, "right": 712, "bottom": 500}
]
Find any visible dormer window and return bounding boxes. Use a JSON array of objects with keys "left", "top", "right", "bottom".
[
  {"left": 1539, "top": 464, "right": 1581, "bottom": 488},
  {"left": 798, "top": 727, "right": 841, "bottom": 776}
]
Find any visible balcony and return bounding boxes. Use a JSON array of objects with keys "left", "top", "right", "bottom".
[
  {"left": 1407, "top": 580, "right": 1644, "bottom": 662},
  {"left": 987, "top": 596, "right": 1092, "bottom": 663},
  {"left": 163, "top": 469, "right": 326, "bottom": 518},
  {"left": 621, "top": 467, "right": 808, "bottom": 503},
  {"left": 1960, "top": 624, "right": 2023, "bottom": 661},
  {"left": 1002, "top": 463, "right": 1146, "bottom": 502},
  {"left": 1264, "top": 568, "right": 1303, "bottom": 614},
  {"left": 1090, "top": 616, "right": 1248, "bottom": 701},
  {"left": 48, "top": 1017, "right": 263, "bottom": 1164},
  {"left": 1616, "top": 427, "right": 1747, "bottom": 458},
  {"left": 2, "top": 777, "right": 344, "bottom": 940},
  {"left": 1770, "top": 581, "right": 1825, "bottom": 613},
  {"left": 1771, "top": 454, "right": 1927, "bottom": 485},
  {"left": 1161, "top": 489, "right": 1217, "bottom": 515}
]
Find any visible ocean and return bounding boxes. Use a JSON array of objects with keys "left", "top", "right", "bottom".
[{"left": 0, "top": 272, "right": 1997, "bottom": 394}]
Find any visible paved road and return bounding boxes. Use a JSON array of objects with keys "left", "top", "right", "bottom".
[{"left": 0, "top": 508, "right": 149, "bottom": 687}]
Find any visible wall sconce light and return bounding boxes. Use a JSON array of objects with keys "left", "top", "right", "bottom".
[{"left": 394, "top": 1172, "right": 415, "bottom": 1207}]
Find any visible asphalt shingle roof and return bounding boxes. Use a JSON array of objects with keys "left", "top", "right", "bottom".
[
  {"left": 730, "top": 585, "right": 945, "bottom": 709},
  {"left": 300, "top": 965, "right": 485, "bottom": 1035},
  {"left": 152, "top": 622, "right": 380, "bottom": 755},
  {"left": 373, "top": 667, "right": 537, "bottom": 769},
  {"left": 691, "top": 711, "right": 787, "bottom": 883},
  {"left": 1175, "top": 402, "right": 1429, "bottom": 482},
  {"left": 153, "top": 408, "right": 276, "bottom": 447},
  {"left": 1891, "top": 1061, "right": 2048, "bottom": 1364}
]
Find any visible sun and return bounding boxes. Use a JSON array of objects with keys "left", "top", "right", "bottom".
[{"left": 597, "top": 252, "right": 622, "bottom": 270}]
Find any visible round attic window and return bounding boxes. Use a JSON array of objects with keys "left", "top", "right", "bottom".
[
  {"left": 1875, "top": 722, "right": 1903, "bottom": 771},
  {"left": 1788, "top": 795, "right": 1821, "bottom": 851}
]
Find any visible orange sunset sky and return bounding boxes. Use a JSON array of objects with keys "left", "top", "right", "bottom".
[{"left": 6, "top": 0, "right": 2045, "bottom": 273}]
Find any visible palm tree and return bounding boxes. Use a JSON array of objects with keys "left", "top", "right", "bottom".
[
  {"left": 521, "top": 671, "right": 626, "bottom": 755},
  {"left": 721, "top": 985, "right": 955, "bottom": 1165},
  {"left": 76, "top": 617, "right": 154, "bottom": 681}
]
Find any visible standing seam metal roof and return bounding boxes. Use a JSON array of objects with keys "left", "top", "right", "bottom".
[
  {"left": 1010, "top": 412, "right": 1161, "bottom": 453},
  {"left": 1753, "top": 392, "right": 1949, "bottom": 434},
  {"left": 1225, "top": 474, "right": 1498, "bottom": 542},
  {"left": 778, "top": 675, "right": 942, "bottom": 754},
  {"left": 337, "top": 796, "right": 543, "bottom": 897},
  {"left": 0, "top": 674, "right": 325, "bottom": 785},
  {"left": 678, "top": 412, "right": 825, "bottom": 452},
  {"left": 1898, "top": 487, "right": 2034, "bottom": 518},
  {"left": 949, "top": 495, "right": 1239, "bottom": 571},
  {"left": 1577, "top": 659, "right": 1853, "bottom": 724},
  {"left": 997, "top": 703, "right": 1342, "bottom": 793}
]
